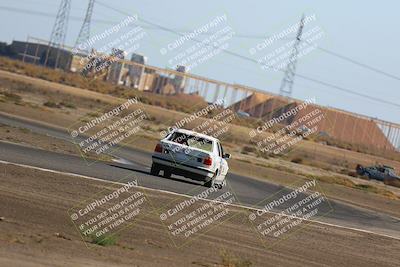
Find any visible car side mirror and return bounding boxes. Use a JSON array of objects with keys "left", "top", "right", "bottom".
[{"left": 223, "top": 153, "right": 231, "bottom": 159}]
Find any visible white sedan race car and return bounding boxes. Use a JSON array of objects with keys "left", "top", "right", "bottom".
[{"left": 151, "top": 129, "right": 230, "bottom": 188}]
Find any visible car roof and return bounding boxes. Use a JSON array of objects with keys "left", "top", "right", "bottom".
[
  {"left": 172, "top": 128, "right": 219, "bottom": 142},
  {"left": 383, "top": 165, "right": 394, "bottom": 169}
]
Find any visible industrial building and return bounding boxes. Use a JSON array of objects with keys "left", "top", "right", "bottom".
[{"left": 8, "top": 40, "right": 88, "bottom": 72}]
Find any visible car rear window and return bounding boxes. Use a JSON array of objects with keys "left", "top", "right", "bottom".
[{"left": 168, "top": 132, "right": 213, "bottom": 152}]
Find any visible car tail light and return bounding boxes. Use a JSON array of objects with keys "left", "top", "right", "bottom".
[
  {"left": 154, "top": 143, "right": 163, "bottom": 153},
  {"left": 203, "top": 156, "right": 212, "bottom": 166}
]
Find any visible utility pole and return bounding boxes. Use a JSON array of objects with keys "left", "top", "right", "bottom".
[
  {"left": 44, "top": 0, "right": 71, "bottom": 68},
  {"left": 279, "top": 14, "right": 305, "bottom": 97}
]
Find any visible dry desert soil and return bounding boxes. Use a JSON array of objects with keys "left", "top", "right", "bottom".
[{"left": 0, "top": 162, "right": 400, "bottom": 267}]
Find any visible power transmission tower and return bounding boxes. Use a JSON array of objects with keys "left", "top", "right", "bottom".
[
  {"left": 44, "top": 0, "right": 71, "bottom": 68},
  {"left": 279, "top": 14, "right": 305, "bottom": 97},
  {"left": 74, "top": 0, "right": 95, "bottom": 52}
]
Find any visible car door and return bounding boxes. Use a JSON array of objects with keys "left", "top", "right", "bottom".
[
  {"left": 374, "top": 167, "right": 385, "bottom": 181},
  {"left": 384, "top": 168, "right": 396, "bottom": 179},
  {"left": 217, "top": 141, "right": 228, "bottom": 179},
  {"left": 367, "top": 167, "right": 379, "bottom": 180}
]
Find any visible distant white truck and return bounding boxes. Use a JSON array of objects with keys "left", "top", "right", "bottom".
[{"left": 151, "top": 129, "right": 230, "bottom": 188}]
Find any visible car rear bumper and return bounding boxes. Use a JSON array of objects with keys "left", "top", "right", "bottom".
[{"left": 152, "top": 155, "right": 214, "bottom": 180}]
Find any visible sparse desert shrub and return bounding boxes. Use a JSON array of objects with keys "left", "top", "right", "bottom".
[
  {"left": 3, "top": 91, "right": 22, "bottom": 102},
  {"left": 347, "top": 170, "right": 358, "bottom": 177},
  {"left": 384, "top": 178, "right": 400, "bottom": 188},
  {"left": 80, "top": 226, "right": 118, "bottom": 246},
  {"left": 353, "top": 183, "right": 398, "bottom": 199},
  {"left": 242, "top": 145, "right": 256, "bottom": 154},
  {"left": 43, "top": 101, "right": 60, "bottom": 108},
  {"left": 353, "top": 184, "right": 376, "bottom": 191},
  {"left": 220, "top": 249, "right": 252, "bottom": 267},
  {"left": 90, "top": 234, "right": 117, "bottom": 246},
  {"left": 291, "top": 157, "right": 303, "bottom": 164},
  {"left": 59, "top": 101, "right": 76, "bottom": 109}
]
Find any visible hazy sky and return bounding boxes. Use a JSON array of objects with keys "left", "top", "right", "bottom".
[{"left": 0, "top": 0, "right": 399, "bottom": 124}]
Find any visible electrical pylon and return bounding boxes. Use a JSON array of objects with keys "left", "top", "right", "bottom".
[
  {"left": 44, "top": 0, "right": 71, "bottom": 68},
  {"left": 74, "top": 0, "right": 95, "bottom": 52},
  {"left": 279, "top": 14, "right": 305, "bottom": 97}
]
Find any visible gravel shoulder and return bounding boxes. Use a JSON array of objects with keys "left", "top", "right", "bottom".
[{"left": 0, "top": 163, "right": 399, "bottom": 267}]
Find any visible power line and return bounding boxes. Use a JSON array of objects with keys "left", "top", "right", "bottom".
[
  {"left": 1, "top": 4, "right": 399, "bottom": 108},
  {"left": 294, "top": 73, "right": 400, "bottom": 108},
  {"left": 311, "top": 44, "right": 400, "bottom": 82},
  {"left": 154, "top": 28, "right": 400, "bottom": 83},
  {"left": 95, "top": 1, "right": 400, "bottom": 109},
  {"left": 0, "top": 6, "right": 116, "bottom": 25},
  {"left": 97, "top": 2, "right": 400, "bottom": 83},
  {"left": 2, "top": 4, "right": 400, "bottom": 83}
]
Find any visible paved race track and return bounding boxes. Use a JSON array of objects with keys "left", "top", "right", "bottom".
[{"left": 0, "top": 112, "right": 399, "bottom": 239}]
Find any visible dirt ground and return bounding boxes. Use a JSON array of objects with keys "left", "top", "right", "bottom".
[{"left": 0, "top": 163, "right": 400, "bottom": 267}]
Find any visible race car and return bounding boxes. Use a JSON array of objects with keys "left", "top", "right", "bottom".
[
  {"left": 356, "top": 164, "right": 400, "bottom": 181},
  {"left": 151, "top": 129, "right": 230, "bottom": 188}
]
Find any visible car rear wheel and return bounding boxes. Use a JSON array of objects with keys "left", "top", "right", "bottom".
[
  {"left": 163, "top": 169, "right": 172, "bottom": 178},
  {"left": 204, "top": 178, "right": 215, "bottom": 188},
  {"left": 150, "top": 163, "right": 160, "bottom": 176},
  {"left": 204, "top": 170, "right": 220, "bottom": 188}
]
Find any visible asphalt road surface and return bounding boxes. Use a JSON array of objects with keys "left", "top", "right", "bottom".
[{"left": 0, "top": 112, "right": 399, "bottom": 239}]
